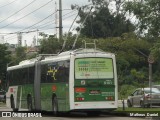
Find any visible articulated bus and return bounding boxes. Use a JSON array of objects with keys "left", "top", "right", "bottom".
[{"left": 6, "top": 48, "right": 118, "bottom": 114}]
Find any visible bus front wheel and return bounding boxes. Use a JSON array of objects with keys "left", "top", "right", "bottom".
[{"left": 52, "top": 96, "right": 58, "bottom": 116}]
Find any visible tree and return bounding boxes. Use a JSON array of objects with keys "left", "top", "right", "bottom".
[
  {"left": 74, "top": 0, "right": 135, "bottom": 38},
  {"left": 39, "top": 35, "right": 61, "bottom": 54},
  {"left": 124, "top": 0, "right": 160, "bottom": 83},
  {"left": 10, "top": 46, "right": 27, "bottom": 65},
  {"left": 124, "top": 0, "right": 160, "bottom": 39},
  {"left": 150, "top": 41, "right": 160, "bottom": 83},
  {"left": 96, "top": 33, "right": 151, "bottom": 86},
  {"left": 0, "top": 44, "right": 11, "bottom": 89}
]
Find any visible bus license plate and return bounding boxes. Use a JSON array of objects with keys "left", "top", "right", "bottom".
[{"left": 90, "top": 90, "right": 100, "bottom": 94}]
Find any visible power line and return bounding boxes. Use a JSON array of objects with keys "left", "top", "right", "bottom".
[
  {"left": 31, "top": 10, "right": 77, "bottom": 30},
  {"left": 5, "top": 35, "right": 17, "bottom": 41},
  {"left": 62, "top": 9, "right": 77, "bottom": 17},
  {"left": 14, "top": 11, "right": 58, "bottom": 33},
  {"left": 0, "top": 0, "right": 37, "bottom": 24},
  {"left": 0, "top": 0, "right": 18, "bottom": 9},
  {"left": 0, "top": 0, "right": 53, "bottom": 29},
  {"left": 0, "top": 10, "right": 59, "bottom": 36},
  {"left": 4, "top": 10, "right": 76, "bottom": 42},
  {"left": 2, "top": 10, "right": 77, "bottom": 41},
  {"left": 0, "top": 9, "right": 77, "bottom": 35},
  {"left": 4, "top": 11, "right": 78, "bottom": 43},
  {"left": 63, "top": 13, "right": 78, "bottom": 20},
  {"left": 5, "top": 30, "right": 38, "bottom": 42}
]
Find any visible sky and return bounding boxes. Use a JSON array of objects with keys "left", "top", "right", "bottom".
[{"left": 0, "top": 0, "right": 92, "bottom": 46}]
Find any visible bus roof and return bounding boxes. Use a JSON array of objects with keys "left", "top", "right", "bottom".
[
  {"left": 58, "top": 48, "right": 112, "bottom": 56},
  {"left": 7, "top": 48, "right": 114, "bottom": 71}
]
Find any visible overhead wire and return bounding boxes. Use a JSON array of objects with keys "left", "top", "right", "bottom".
[
  {"left": 3, "top": 4, "right": 91, "bottom": 45},
  {"left": 5, "top": 30, "right": 38, "bottom": 42},
  {"left": 35, "top": 11, "right": 77, "bottom": 30},
  {"left": 0, "top": 0, "right": 54, "bottom": 29},
  {"left": 18, "top": 11, "right": 57, "bottom": 32},
  {"left": 2, "top": 10, "right": 58, "bottom": 42},
  {"left": 0, "top": 0, "right": 19, "bottom": 9},
  {"left": 0, "top": 0, "right": 37, "bottom": 24},
  {"left": 4, "top": 10, "right": 58, "bottom": 37},
  {"left": 5, "top": 10, "right": 77, "bottom": 42},
  {"left": 63, "top": 13, "right": 78, "bottom": 20},
  {"left": 29, "top": 9, "right": 77, "bottom": 30}
]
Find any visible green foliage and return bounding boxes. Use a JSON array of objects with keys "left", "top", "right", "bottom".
[
  {"left": 124, "top": 0, "right": 160, "bottom": 87},
  {"left": 10, "top": 46, "right": 27, "bottom": 65},
  {"left": 0, "top": 44, "right": 11, "bottom": 89},
  {"left": 124, "top": 0, "right": 160, "bottom": 38},
  {"left": 39, "top": 36, "right": 61, "bottom": 54},
  {"left": 74, "top": 0, "right": 135, "bottom": 38},
  {"left": 150, "top": 41, "right": 160, "bottom": 61},
  {"left": 119, "top": 85, "right": 136, "bottom": 99}
]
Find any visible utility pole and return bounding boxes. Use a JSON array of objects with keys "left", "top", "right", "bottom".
[
  {"left": 148, "top": 54, "right": 154, "bottom": 87},
  {"left": 148, "top": 54, "right": 154, "bottom": 108},
  {"left": 17, "top": 32, "right": 22, "bottom": 47},
  {"left": 55, "top": 2, "right": 58, "bottom": 38},
  {"left": 59, "top": 0, "right": 63, "bottom": 42}
]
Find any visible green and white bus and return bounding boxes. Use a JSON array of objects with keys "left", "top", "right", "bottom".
[{"left": 6, "top": 48, "right": 118, "bottom": 114}]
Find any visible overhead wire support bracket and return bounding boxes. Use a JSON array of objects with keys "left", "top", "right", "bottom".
[{"left": 83, "top": 39, "right": 97, "bottom": 50}]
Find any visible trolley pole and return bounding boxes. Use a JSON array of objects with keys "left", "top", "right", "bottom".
[{"left": 59, "top": 0, "right": 63, "bottom": 42}]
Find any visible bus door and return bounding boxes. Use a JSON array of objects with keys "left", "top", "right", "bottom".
[{"left": 34, "top": 61, "right": 41, "bottom": 110}]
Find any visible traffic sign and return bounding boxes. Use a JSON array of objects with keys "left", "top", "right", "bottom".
[{"left": 148, "top": 54, "right": 155, "bottom": 64}]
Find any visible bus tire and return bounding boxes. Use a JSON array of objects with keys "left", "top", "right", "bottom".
[
  {"left": 87, "top": 111, "right": 100, "bottom": 116},
  {"left": 52, "top": 96, "right": 58, "bottom": 116},
  {"left": 10, "top": 95, "right": 15, "bottom": 109},
  {"left": 27, "top": 95, "right": 33, "bottom": 111},
  {"left": 10, "top": 95, "right": 18, "bottom": 111}
]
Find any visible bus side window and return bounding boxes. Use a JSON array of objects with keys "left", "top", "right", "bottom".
[
  {"left": 56, "top": 61, "right": 69, "bottom": 83},
  {"left": 13, "top": 70, "right": 20, "bottom": 85},
  {"left": 7, "top": 71, "right": 12, "bottom": 86},
  {"left": 41, "top": 65, "right": 48, "bottom": 83},
  {"left": 28, "top": 67, "right": 34, "bottom": 84},
  {"left": 22, "top": 68, "right": 28, "bottom": 84},
  {"left": 47, "top": 62, "right": 58, "bottom": 82},
  {"left": 46, "top": 61, "right": 70, "bottom": 83},
  {"left": 10, "top": 71, "right": 14, "bottom": 85},
  {"left": 65, "top": 60, "right": 70, "bottom": 82}
]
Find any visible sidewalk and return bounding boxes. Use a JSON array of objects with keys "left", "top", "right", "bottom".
[{"left": 118, "top": 100, "right": 128, "bottom": 108}]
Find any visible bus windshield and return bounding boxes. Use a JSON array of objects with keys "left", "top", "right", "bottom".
[{"left": 75, "top": 58, "right": 114, "bottom": 79}]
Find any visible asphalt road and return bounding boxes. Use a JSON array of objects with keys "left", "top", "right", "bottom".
[
  {"left": 0, "top": 102, "right": 148, "bottom": 120},
  {"left": 0, "top": 113, "right": 146, "bottom": 120}
]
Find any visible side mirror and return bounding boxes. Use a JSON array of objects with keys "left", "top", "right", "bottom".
[{"left": 131, "top": 93, "right": 134, "bottom": 96}]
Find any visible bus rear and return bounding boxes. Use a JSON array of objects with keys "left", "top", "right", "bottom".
[{"left": 71, "top": 54, "right": 118, "bottom": 111}]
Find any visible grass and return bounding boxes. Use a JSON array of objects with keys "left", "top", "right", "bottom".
[
  {"left": 117, "top": 107, "right": 160, "bottom": 112},
  {"left": 0, "top": 102, "right": 6, "bottom": 107}
]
